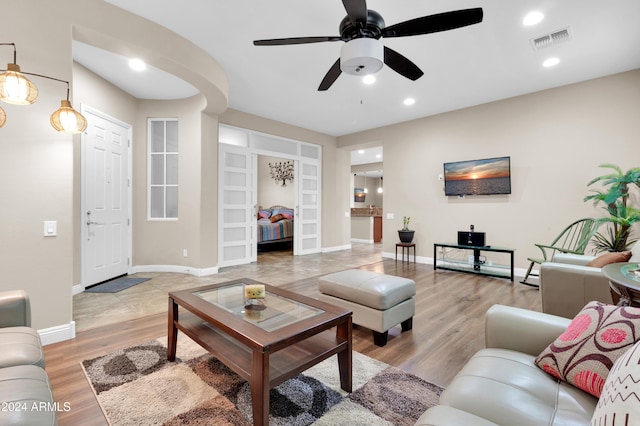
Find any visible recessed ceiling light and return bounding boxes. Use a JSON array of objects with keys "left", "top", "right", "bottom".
[
  {"left": 543, "top": 57, "right": 560, "bottom": 67},
  {"left": 358, "top": 150, "right": 365, "bottom": 154},
  {"left": 523, "top": 11, "right": 544, "bottom": 26},
  {"left": 129, "top": 58, "right": 147, "bottom": 71},
  {"left": 403, "top": 98, "right": 415, "bottom": 106},
  {"left": 362, "top": 75, "right": 376, "bottom": 85},
  {"left": 376, "top": 154, "right": 382, "bottom": 159}
]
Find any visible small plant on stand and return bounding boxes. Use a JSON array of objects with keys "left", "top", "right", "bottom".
[{"left": 398, "top": 216, "right": 415, "bottom": 243}]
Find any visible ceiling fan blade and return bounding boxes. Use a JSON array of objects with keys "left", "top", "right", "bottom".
[
  {"left": 383, "top": 47, "right": 424, "bottom": 81},
  {"left": 254, "top": 36, "right": 341, "bottom": 46},
  {"left": 382, "top": 8, "right": 483, "bottom": 38},
  {"left": 342, "top": 0, "right": 368, "bottom": 26},
  {"left": 318, "top": 58, "right": 342, "bottom": 91}
]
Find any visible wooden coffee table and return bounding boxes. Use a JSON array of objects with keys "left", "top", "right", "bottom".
[{"left": 168, "top": 278, "right": 352, "bottom": 426}]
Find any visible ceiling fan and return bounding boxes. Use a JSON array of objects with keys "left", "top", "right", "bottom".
[{"left": 253, "top": 0, "right": 483, "bottom": 91}]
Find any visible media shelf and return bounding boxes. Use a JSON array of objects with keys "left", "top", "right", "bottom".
[{"left": 433, "top": 243, "right": 515, "bottom": 281}]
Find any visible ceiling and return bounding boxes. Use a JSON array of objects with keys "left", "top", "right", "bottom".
[{"left": 73, "top": 0, "right": 640, "bottom": 137}]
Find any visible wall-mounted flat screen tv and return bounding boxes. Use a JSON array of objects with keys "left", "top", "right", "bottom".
[{"left": 444, "top": 156, "right": 511, "bottom": 196}]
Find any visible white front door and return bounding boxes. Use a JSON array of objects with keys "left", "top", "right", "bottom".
[
  {"left": 218, "top": 144, "right": 257, "bottom": 267},
  {"left": 81, "top": 107, "right": 131, "bottom": 286}
]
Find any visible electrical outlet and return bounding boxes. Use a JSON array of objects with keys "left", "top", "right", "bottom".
[{"left": 183, "top": 249, "right": 188, "bottom": 257}]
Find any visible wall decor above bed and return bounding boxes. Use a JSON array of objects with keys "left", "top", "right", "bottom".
[{"left": 268, "top": 161, "right": 294, "bottom": 187}]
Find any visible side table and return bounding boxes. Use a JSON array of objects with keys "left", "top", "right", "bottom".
[
  {"left": 602, "top": 262, "right": 640, "bottom": 307},
  {"left": 396, "top": 243, "right": 416, "bottom": 263}
]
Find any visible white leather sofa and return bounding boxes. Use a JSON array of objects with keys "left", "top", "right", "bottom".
[
  {"left": 539, "top": 241, "right": 640, "bottom": 318},
  {"left": 416, "top": 305, "right": 594, "bottom": 425}
]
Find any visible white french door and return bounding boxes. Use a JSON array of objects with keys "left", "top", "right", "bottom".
[
  {"left": 296, "top": 158, "right": 322, "bottom": 255},
  {"left": 81, "top": 107, "right": 132, "bottom": 286},
  {"left": 218, "top": 124, "right": 321, "bottom": 266},
  {"left": 218, "top": 144, "right": 257, "bottom": 267}
]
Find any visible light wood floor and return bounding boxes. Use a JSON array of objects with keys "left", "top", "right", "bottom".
[{"left": 44, "top": 246, "right": 541, "bottom": 425}]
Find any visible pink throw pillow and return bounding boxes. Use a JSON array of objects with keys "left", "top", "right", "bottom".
[{"left": 534, "top": 301, "right": 640, "bottom": 398}]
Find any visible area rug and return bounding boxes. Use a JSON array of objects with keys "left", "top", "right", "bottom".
[
  {"left": 85, "top": 277, "right": 150, "bottom": 293},
  {"left": 81, "top": 335, "right": 444, "bottom": 425}
]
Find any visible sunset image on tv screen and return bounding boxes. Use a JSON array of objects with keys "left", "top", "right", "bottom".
[{"left": 444, "top": 157, "right": 511, "bottom": 195}]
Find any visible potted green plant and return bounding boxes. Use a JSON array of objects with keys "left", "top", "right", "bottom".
[
  {"left": 398, "top": 216, "right": 415, "bottom": 243},
  {"left": 584, "top": 164, "right": 640, "bottom": 253}
]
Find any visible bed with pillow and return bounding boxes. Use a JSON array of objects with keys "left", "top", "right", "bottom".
[{"left": 257, "top": 205, "right": 294, "bottom": 248}]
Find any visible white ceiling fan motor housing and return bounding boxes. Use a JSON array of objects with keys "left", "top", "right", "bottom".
[{"left": 340, "top": 38, "right": 384, "bottom": 76}]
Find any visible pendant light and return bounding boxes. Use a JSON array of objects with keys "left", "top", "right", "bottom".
[
  {"left": 0, "top": 63, "right": 39, "bottom": 105},
  {"left": 1, "top": 42, "right": 88, "bottom": 134},
  {"left": 363, "top": 174, "right": 368, "bottom": 193},
  {"left": 49, "top": 84, "right": 87, "bottom": 134},
  {"left": 377, "top": 176, "right": 383, "bottom": 193},
  {"left": 0, "top": 44, "right": 38, "bottom": 105}
]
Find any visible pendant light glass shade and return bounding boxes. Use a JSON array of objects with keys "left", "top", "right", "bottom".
[
  {"left": 0, "top": 63, "right": 38, "bottom": 105},
  {"left": 50, "top": 100, "right": 87, "bottom": 134},
  {"left": 0, "top": 106, "right": 5, "bottom": 127}
]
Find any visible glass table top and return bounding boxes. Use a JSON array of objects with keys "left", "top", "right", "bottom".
[
  {"left": 193, "top": 283, "right": 323, "bottom": 332},
  {"left": 620, "top": 263, "right": 640, "bottom": 284}
]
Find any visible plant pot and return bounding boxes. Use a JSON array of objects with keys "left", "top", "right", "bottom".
[{"left": 398, "top": 230, "right": 415, "bottom": 243}]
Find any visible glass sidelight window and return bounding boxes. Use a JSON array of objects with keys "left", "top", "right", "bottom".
[{"left": 148, "top": 118, "right": 179, "bottom": 219}]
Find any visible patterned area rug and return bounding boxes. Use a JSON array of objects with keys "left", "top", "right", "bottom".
[{"left": 81, "top": 335, "right": 444, "bottom": 425}]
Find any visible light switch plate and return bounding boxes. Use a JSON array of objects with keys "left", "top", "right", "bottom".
[
  {"left": 386, "top": 213, "right": 395, "bottom": 219},
  {"left": 44, "top": 220, "right": 57, "bottom": 237}
]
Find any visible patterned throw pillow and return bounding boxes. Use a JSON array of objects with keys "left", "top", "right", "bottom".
[
  {"left": 591, "top": 340, "right": 640, "bottom": 425},
  {"left": 534, "top": 301, "right": 640, "bottom": 398},
  {"left": 258, "top": 209, "right": 272, "bottom": 219}
]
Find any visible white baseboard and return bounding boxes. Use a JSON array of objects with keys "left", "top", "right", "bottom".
[
  {"left": 351, "top": 238, "right": 373, "bottom": 244},
  {"left": 322, "top": 244, "right": 352, "bottom": 253},
  {"left": 39, "top": 321, "right": 76, "bottom": 345},
  {"left": 131, "top": 264, "right": 219, "bottom": 277}
]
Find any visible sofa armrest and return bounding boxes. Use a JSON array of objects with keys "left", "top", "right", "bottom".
[
  {"left": 540, "top": 262, "right": 611, "bottom": 318},
  {"left": 0, "top": 290, "right": 31, "bottom": 327},
  {"left": 485, "top": 305, "right": 570, "bottom": 356},
  {"left": 551, "top": 253, "right": 597, "bottom": 266}
]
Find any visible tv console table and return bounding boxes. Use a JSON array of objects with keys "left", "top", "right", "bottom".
[{"left": 433, "top": 243, "right": 515, "bottom": 281}]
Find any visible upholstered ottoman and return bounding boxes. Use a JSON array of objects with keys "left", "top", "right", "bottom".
[
  {"left": 318, "top": 270, "right": 415, "bottom": 346},
  {"left": 0, "top": 365, "right": 57, "bottom": 425}
]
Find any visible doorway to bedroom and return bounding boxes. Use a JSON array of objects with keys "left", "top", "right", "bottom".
[
  {"left": 218, "top": 124, "right": 322, "bottom": 268},
  {"left": 257, "top": 155, "right": 294, "bottom": 255}
]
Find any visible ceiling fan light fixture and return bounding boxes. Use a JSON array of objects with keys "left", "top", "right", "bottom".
[{"left": 340, "top": 38, "right": 383, "bottom": 76}]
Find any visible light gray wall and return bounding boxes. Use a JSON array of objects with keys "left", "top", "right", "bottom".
[{"left": 338, "top": 70, "right": 640, "bottom": 268}]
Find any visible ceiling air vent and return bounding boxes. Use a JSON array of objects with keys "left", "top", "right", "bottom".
[{"left": 531, "top": 27, "right": 572, "bottom": 50}]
